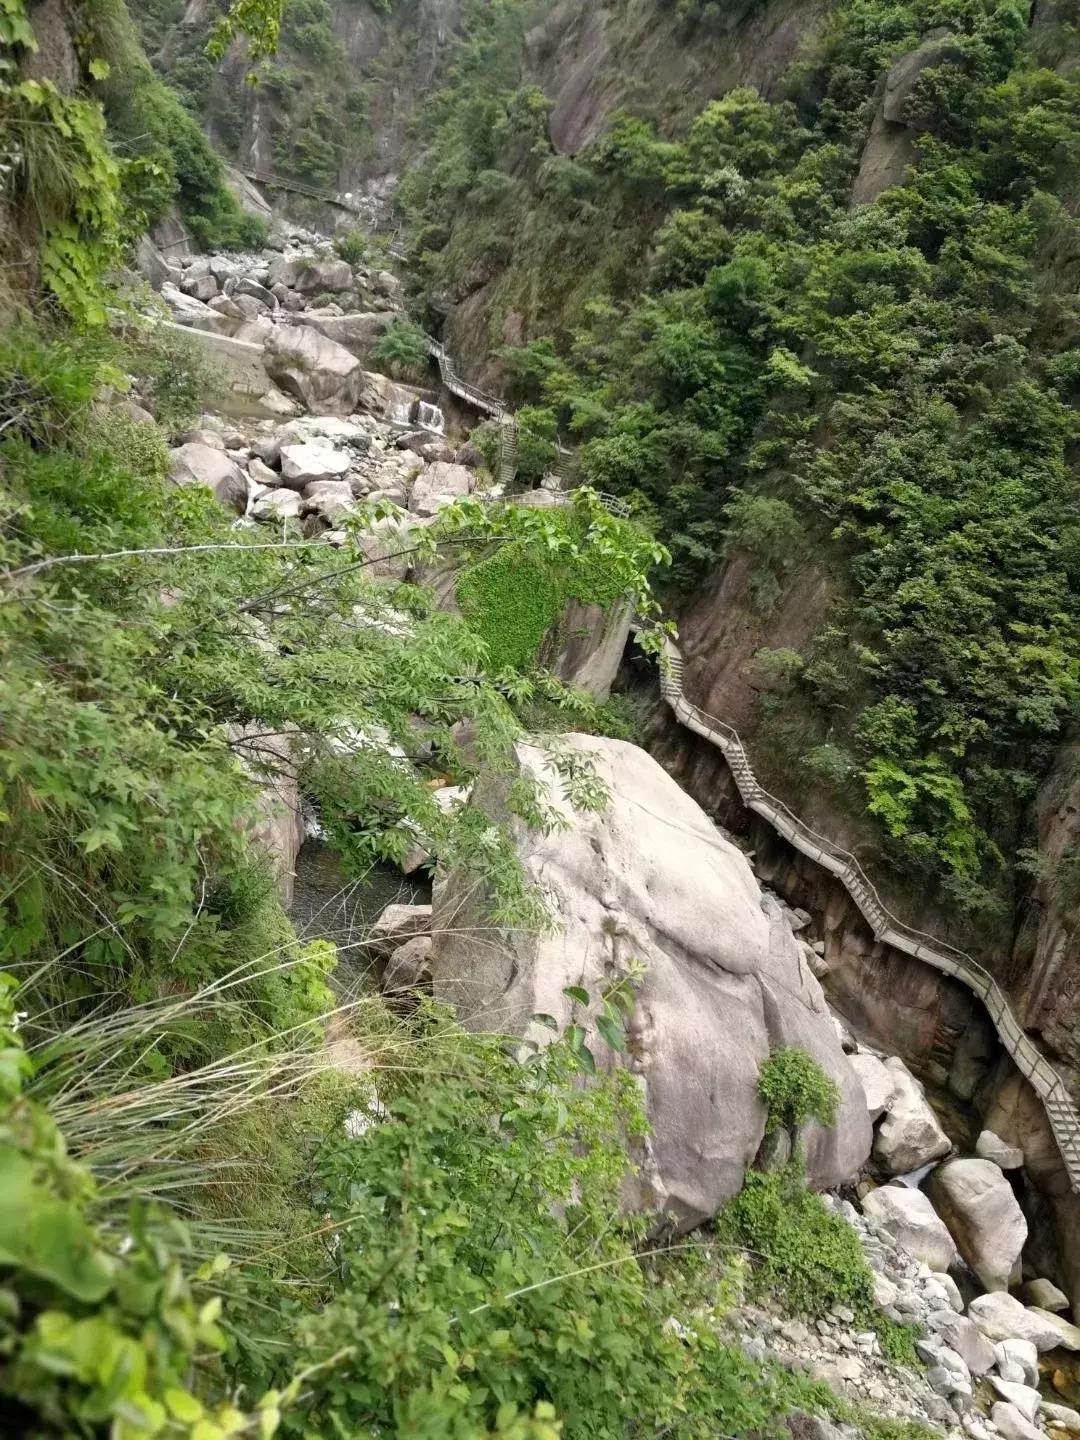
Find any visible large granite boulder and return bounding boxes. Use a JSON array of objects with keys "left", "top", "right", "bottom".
[
  {"left": 927, "top": 1311, "right": 997, "bottom": 1376},
  {"left": 306, "top": 311, "right": 395, "bottom": 361},
  {"left": 267, "top": 254, "right": 354, "bottom": 294},
  {"left": 926, "top": 1157, "right": 1027, "bottom": 1292},
  {"left": 428, "top": 735, "right": 872, "bottom": 1228},
  {"left": 849, "top": 1052, "right": 897, "bottom": 1121},
  {"left": 409, "top": 461, "right": 473, "bottom": 517},
  {"left": 264, "top": 325, "right": 363, "bottom": 416},
  {"left": 168, "top": 442, "right": 248, "bottom": 514},
  {"left": 279, "top": 441, "right": 352, "bottom": 488},
  {"left": 873, "top": 1057, "right": 951, "bottom": 1174},
  {"left": 881, "top": 31, "right": 965, "bottom": 128},
  {"left": 970, "top": 1293, "right": 1080, "bottom": 1353},
  {"left": 861, "top": 1185, "right": 959, "bottom": 1272}
]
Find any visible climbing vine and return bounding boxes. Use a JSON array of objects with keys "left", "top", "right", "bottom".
[{"left": 453, "top": 498, "right": 668, "bottom": 674}]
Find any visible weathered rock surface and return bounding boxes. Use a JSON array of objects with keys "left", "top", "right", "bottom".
[
  {"left": 925, "top": 1158, "right": 1027, "bottom": 1292},
  {"left": 993, "top": 1402, "right": 1044, "bottom": 1440},
  {"left": 927, "top": 1312, "right": 996, "bottom": 1375},
  {"left": 229, "top": 726, "right": 304, "bottom": 908},
  {"left": 969, "top": 1293, "right": 1077, "bottom": 1352},
  {"left": 264, "top": 325, "right": 363, "bottom": 415},
  {"left": 307, "top": 311, "right": 395, "bottom": 360},
  {"left": 860, "top": 1185, "right": 958, "bottom": 1272},
  {"left": 168, "top": 442, "right": 248, "bottom": 514},
  {"left": 429, "top": 734, "right": 871, "bottom": 1228},
  {"left": 1022, "top": 1278, "right": 1070, "bottom": 1313},
  {"left": 849, "top": 1052, "right": 896, "bottom": 1121},
  {"left": 279, "top": 441, "right": 353, "bottom": 487},
  {"left": 976, "top": 1130, "right": 1025, "bottom": 1170},
  {"left": 370, "top": 902, "right": 432, "bottom": 963},
  {"left": 1044, "top": 1403, "right": 1080, "bottom": 1433},
  {"left": 409, "top": 461, "right": 474, "bottom": 516},
  {"left": 268, "top": 254, "right": 354, "bottom": 294},
  {"left": 383, "top": 935, "right": 433, "bottom": 997},
  {"left": 991, "top": 1379, "right": 1042, "bottom": 1423},
  {"left": 997, "top": 1339, "right": 1039, "bottom": 1388},
  {"left": 872, "top": 1057, "right": 951, "bottom": 1174},
  {"left": 251, "top": 489, "right": 303, "bottom": 522}
]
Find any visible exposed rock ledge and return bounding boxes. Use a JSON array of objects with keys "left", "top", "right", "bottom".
[{"left": 429, "top": 733, "right": 872, "bottom": 1229}]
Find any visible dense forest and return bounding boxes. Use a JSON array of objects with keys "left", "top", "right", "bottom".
[{"left": 395, "top": 0, "right": 1080, "bottom": 926}]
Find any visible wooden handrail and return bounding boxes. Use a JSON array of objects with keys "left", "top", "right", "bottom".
[{"left": 653, "top": 637, "right": 1080, "bottom": 1187}]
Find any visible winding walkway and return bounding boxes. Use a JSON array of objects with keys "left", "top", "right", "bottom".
[
  {"left": 223, "top": 211, "right": 1080, "bottom": 1181},
  {"left": 236, "top": 169, "right": 363, "bottom": 215},
  {"left": 653, "top": 638, "right": 1080, "bottom": 1190}
]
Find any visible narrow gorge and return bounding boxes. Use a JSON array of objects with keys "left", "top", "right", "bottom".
[{"left": 4, "top": 1, "right": 1080, "bottom": 1438}]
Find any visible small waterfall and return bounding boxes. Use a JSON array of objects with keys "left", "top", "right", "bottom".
[{"left": 410, "top": 399, "right": 444, "bottom": 434}]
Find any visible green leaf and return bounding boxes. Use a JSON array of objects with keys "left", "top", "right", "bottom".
[
  {"left": 165, "top": 1388, "right": 203, "bottom": 1423},
  {"left": 596, "top": 1014, "right": 626, "bottom": 1052},
  {"left": 562, "top": 985, "right": 590, "bottom": 1006}
]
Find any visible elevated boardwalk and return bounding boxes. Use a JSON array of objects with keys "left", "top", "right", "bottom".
[
  {"left": 236, "top": 169, "right": 362, "bottom": 215},
  {"left": 654, "top": 638, "right": 1080, "bottom": 1190}
]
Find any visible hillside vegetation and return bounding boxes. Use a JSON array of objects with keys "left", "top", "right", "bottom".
[{"left": 401, "top": 0, "right": 1080, "bottom": 924}]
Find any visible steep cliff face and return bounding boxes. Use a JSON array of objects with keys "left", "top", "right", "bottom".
[{"left": 525, "top": 0, "right": 824, "bottom": 156}]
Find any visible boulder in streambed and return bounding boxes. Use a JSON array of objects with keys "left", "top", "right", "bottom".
[
  {"left": 872, "top": 1056, "right": 951, "bottom": 1174},
  {"left": 264, "top": 325, "right": 363, "bottom": 416},
  {"left": 925, "top": 1157, "right": 1027, "bottom": 1292},
  {"left": 427, "top": 734, "right": 872, "bottom": 1229}
]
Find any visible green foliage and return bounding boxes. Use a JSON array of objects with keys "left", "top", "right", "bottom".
[
  {"left": 402, "top": 0, "right": 1080, "bottom": 915},
  {"left": 454, "top": 494, "right": 669, "bottom": 674},
  {"left": 370, "top": 317, "right": 431, "bottom": 381},
  {"left": 94, "top": 0, "right": 268, "bottom": 251},
  {"left": 757, "top": 1047, "right": 840, "bottom": 1136},
  {"left": 333, "top": 228, "right": 369, "bottom": 265},
  {"left": 716, "top": 1165, "right": 916, "bottom": 1365}
]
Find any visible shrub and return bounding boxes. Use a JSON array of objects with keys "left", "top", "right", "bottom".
[
  {"left": 334, "top": 228, "right": 369, "bottom": 265},
  {"left": 371, "top": 317, "right": 431, "bottom": 381},
  {"left": 758, "top": 1047, "right": 840, "bottom": 1135}
]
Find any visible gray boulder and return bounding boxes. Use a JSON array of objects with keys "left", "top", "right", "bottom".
[
  {"left": 383, "top": 936, "right": 433, "bottom": 998},
  {"left": 279, "top": 441, "right": 352, "bottom": 488},
  {"left": 926, "top": 1157, "right": 1027, "bottom": 1292},
  {"left": 860, "top": 1185, "right": 958, "bottom": 1272},
  {"left": 302, "top": 480, "right": 355, "bottom": 520},
  {"left": 181, "top": 270, "right": 218, "bottom": 302},
  {"left": 927, "top": 1311, "right": 996, "bottom": 1376},
  {"left": 307, "top": 311, "right": 395, "bottom": 361},
  {"left": 1044, "top": 1404, "right": 1080, "bottom": 1433},
  {"left": 976, "top": 1129, "right": 1025, "bottom": 1170},
  {"left": 872, "top": 1057, "right": 951, "bottom": 1174},
  {"left": 428, "top": 735, "right": 872, "bottom": 1229},
  {"left": 1022, "top": 1278, "right": 1070, "bottom": 1313},
  {"left": 997, "top": 1339, "right": 1039, "bottom": 1387},
  {"left": 268, "top": 254, "right": 353, "bottom": 294},
  {"left": 969, "top": 1292, "right": 1077, "bottom": 1352},
  {"left": 134, "top": 235, "right": 178, "bottom": 291},
  {"left": 991, "top": 1379, "right": 1042, "bottom": 1423},
  {"left": 849, "top": 1051, "right": 896, "bottom": 1121},
  {"left": 409, "top": 461, "right": 473, "bottom": 517},
  {"left": 992, "top": 1403, "right": 1044, "bottom": 1440},
  {"left": 168, "top": 442, "right": 248, "bottom": 515},
  {"left": 370, "top": 902, "right": 432, "bottom": 963},
  {"left": 264, "top": 325, "right": 363, "bottom": 416},
  {"left": 251, "top": 489, "right": 303, "bottom": 522},
  {"left": 235, "top": 276, "right": 278, "bottom": 310}
]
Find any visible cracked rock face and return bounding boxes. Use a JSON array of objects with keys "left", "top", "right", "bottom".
[{"left": 428, "top": 733, "right": 872, "bottom": 1228}]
